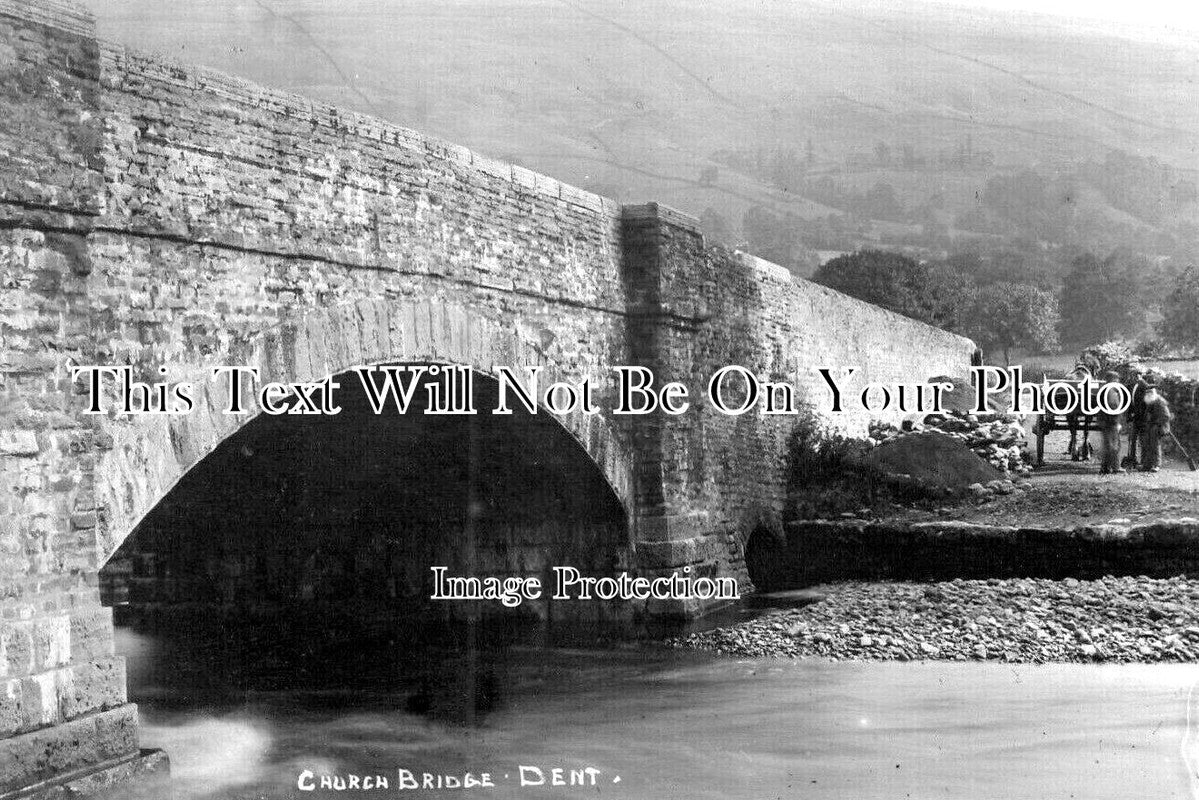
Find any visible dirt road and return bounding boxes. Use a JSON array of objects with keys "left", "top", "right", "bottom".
[{"left": 892, "top": 428, "right": 1198, "bottom": 528}]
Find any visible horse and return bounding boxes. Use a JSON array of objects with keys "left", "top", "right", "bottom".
[{"left": 1062, "top": 364, "right": 1095, "bottom": 462}]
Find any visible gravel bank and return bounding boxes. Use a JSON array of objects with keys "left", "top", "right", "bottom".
[{"left": 670, "top": 576, "right": 1199, "bottom": 663}]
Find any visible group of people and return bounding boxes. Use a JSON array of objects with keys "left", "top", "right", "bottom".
[{"left": 1095, "top": 369, "right": 1173, "bottom": 475}]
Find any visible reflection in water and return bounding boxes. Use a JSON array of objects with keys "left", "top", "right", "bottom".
[{"left": 118, "top": 628, "right": 1199, "bottom": 800}]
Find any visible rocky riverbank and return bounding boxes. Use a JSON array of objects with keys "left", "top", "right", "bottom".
[{"left": 670, "top": 576, "right": 1199, "bottom": 663}]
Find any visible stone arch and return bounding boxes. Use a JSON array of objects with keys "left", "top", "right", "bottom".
[
  {"left": 94, "top": 298, "right": 635, "bottom": 561},
  {"left": 743, "top": 523, "right": 789, "bottom": 593}
]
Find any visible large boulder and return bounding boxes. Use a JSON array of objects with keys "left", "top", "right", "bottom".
[
  {"left": 927, "top": 374, "right": 979, "bottom": 415},
  {"left": 859, "top": 430, "right": 1004, "bottom": 491}
]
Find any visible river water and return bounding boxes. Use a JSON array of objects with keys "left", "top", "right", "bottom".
[{"left": 117, "top": 627, "right": 1199, "bottom": 800}]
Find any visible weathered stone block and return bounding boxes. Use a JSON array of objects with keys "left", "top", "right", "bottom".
[
  {"left": 2, "top": 615, "right": 71, "bottom": 678},
  {"left": 67, "top": 607, "right": 114, "bottom": 662},
  {"left": 0, "top": 703, "right": 138, "bottom": 794},
  {"left": 635, "top": 511, "right": 713, "bottom": 543},
  {"left": 0, "top": 431, "right": 40, "bottom": 457},
  {"left": 0, "top": 657, "right": 126, "bottom": 738},
  {"left": 60, "top": 747, "right": 170, "bottom": 799}
]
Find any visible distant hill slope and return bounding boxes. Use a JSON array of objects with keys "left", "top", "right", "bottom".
[{"left": 87, "top": 0, "right": 1199, "bottom": 250}]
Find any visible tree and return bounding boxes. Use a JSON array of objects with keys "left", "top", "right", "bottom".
[
  {"left": 862, "top": 181, "right": 904, "bottom": 221},
  {"left": 964, "top": 283, "right": 1060, "bottom": 365},
  {"left": 1159, "top": 265, "right": 1199, "bottom": 350},
  {"left": 812, "top": 249, "right": 971, "bottom": 331},
  {"left": 1077, "top": 340, "right": 1134, "bottom": 375},
  {"left": 941, "top": 248, "right": 1057, "bottom": 290},
  {"left": 1058, "top": 251, "right": 1147, "bottom": 346},
  {"left": 742, "top": 206, "right": 804, "bottom": 272}
]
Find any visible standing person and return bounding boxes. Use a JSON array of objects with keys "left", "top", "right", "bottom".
[
  {"left": 1096, "top": 371, "right": 1124, "bottom": 474},
  {"left": 1140, "top": 383, "right": 1173, "bottom": 473},
  {"left": 1065, "top": 363, "right": 1094, "bottom": 460},
  {"left": 1122, "top": 369, "right": 1149, "bottom": 469}
]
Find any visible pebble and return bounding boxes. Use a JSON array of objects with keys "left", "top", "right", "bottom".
[{"left": 669, "top": 576, "right": 1199, "bottom": 664}]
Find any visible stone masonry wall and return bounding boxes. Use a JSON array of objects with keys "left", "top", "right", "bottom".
[
  {"left": 771, "top": 519, "right": 1199, "bottom": 588},
  {"left": 90, "top": 36, "right": 642, "bottom": 563},
  {"left": 622, "top": 208, "right": 974, "bottom": 605},
  {"left": 0, "top": 2, "right": 153, "bottom": 795}
]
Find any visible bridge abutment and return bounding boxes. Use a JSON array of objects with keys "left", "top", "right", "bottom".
[{"left": 1, "top": 1, "right": 167, "bottom": 796}]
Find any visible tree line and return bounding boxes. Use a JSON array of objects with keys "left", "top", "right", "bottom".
[{"left": 811, "top": 249, "right": 1198, "bottom": 365}]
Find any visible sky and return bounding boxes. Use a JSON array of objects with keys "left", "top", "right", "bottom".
[{"left": 924, "top": 0, "right": 1199, "bottom": 33}]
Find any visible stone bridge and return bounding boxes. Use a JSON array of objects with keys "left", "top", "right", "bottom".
[{"left": 0, "top": 0, "right": 974, "bottom": 795}]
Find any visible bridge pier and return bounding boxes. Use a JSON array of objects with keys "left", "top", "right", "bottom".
[
  {"left": 621, "top": 204, "right": 767, "bottom": 617},
  {"left": 1, "top": 0, "right": 165, "bottom": 796},
  {"left": 1, "top": 563, "right": 168, "bottom": 797}
]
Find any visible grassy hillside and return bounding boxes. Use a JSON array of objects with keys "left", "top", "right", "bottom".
[{"left": 87, "top": 0, "right": 1199, "bottom": 258}]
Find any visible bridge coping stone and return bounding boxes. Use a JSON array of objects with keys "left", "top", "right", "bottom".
[
  {"left": 621, "top": 202, "right": 703, "bottom": 234},
  {"left": 0, "top": 0, "right": 90, "bottom": 34}
]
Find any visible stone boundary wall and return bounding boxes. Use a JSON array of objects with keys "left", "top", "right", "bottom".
[{"left": 754, "top": 519, "right": 1199, "bottom": 590}]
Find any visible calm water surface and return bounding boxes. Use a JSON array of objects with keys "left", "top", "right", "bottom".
[{"left": 118, "top": 628, "right": 1199, "bottom": 800}]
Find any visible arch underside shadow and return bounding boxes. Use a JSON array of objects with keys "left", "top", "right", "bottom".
[
  {"left": 101, "top": 366, "right": 632, "bottom": 652},
  {"left": 96, "top": 299, "right": 635, "bottom": 562}
]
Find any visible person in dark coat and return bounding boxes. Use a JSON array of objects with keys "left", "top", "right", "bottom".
[
  {"left": 1140, "top": 383, "right": 1173, "bottom": 473},
  {"left": 1122, "top": 370, "right": 1149, "bottom": 469},
  {"left": 1096, "top": 371, "right": 1124, "bottom": 474}
]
